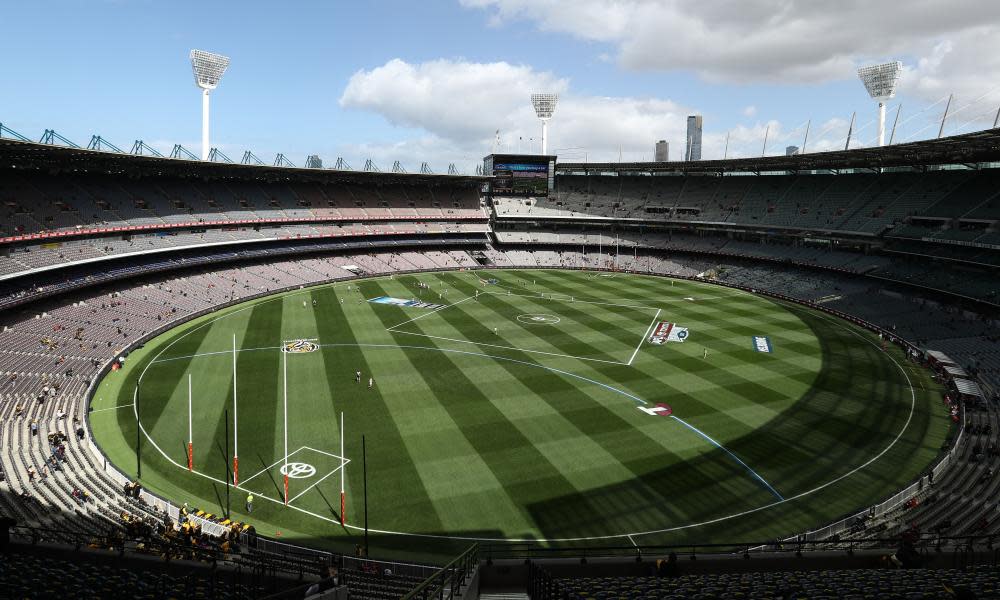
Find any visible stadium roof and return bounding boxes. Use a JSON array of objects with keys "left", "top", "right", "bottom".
[
  {"left": 556, "top": 128, "right": 1000, "bottom": 174},
  {"left": 0, "top": 138, "right": 488, "bottom": 186}
]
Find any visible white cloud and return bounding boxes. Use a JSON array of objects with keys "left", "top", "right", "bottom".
[
  {"left": 461, "top": 0, "right": 1000, "bottom": 92},
  {"left": 340, "top": 58, "right": 693, "bottom": 166},
  {"left": 742, "top": 105, "right": 757, "bottom": 118},
  {"left": 341, "top": 58, "right": 567, "bottom": 142},
  {"left": 338, "top": 58, "right": 914, "bottom": 167}
]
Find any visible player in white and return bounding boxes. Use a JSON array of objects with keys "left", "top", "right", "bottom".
[
  {"left": 703, "top": 348, "right": 708, "bottom": 359},
  {"left": 368, "top": 377, "right": 373, "bottom": 389},
  {"left": 494, "top": 327, "right": 498, "bottom": 336},
  {"left": 355, "top": 370, "right": 361, "bottom": 383}
]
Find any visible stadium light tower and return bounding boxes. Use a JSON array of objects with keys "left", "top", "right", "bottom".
[
  {"left": 530, "top": 93, "right": 559, "bottom": 155},
  {"left": 857, "top": 61, "right": 902, "bottom": 147},
  {"left": 190, "top": 49, "right": 231, "bottom": 160}
]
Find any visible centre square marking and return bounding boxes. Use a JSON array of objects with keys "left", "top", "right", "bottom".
[
  {"left": 384, "top": 290, "right": 661, "bottom": 366},
  {"left": 517, "top": 313, "right": 561, "bottom": 325}
]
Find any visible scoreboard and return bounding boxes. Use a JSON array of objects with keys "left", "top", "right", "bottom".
[{"left": 484, "top": 154, "right": 555, "bottom": 197}]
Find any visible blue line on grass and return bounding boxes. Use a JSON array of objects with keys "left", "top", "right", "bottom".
[{"left": 671, "top": 415, "right": 784, "bottom": 500}]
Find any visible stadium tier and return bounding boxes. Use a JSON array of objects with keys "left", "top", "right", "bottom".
[
  {"left": 494, "top": 169, "right": 1000, "bottom": 234},
  {"left": 0, "top": 134, "right": 998, "bottom": 598}
]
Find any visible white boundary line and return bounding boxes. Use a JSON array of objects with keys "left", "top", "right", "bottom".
[
  {"left": 628, "top": 309, "right": 662, "bottom": 366},
  {"left": 90, "top": 403, "right": 134, "bottom": 414},
  {"left": 123, "top": 270, "right": 920, "bottom": 543}
]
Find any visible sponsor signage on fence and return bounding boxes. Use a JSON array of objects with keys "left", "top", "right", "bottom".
[
  {"left": 752, "top": 336, "right": 773, "bottom": 353},
  {"left": 649, "top": 322, "right": 688, "bottom": 344},
  {"left": 369, "top": 296, "right": 446, "bottom": 310}
]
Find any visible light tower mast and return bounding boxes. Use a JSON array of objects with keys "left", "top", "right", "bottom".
[
  {"left": 530, "top": 93, "right": 559, "bottom": 155},
  {"left": 857, "top": 61, "right": 902, "bottom": 147},
  {"left": 190, "top": 49, "right": 231, "bottom": 160}
]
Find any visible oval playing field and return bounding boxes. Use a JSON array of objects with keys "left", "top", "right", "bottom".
[{"left": 89, "top": 269, "right": 950, "bottom": 559}]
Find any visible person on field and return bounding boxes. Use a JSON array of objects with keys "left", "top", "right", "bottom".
[
  {"left": 368, "top": 377, "right": 373, "bottom": 390},
  {"left": 246, "top": 493, "right": 254, "bottom": 513},
  {"left": 355, "top": 370, "right": 361, "bottom": 383}
]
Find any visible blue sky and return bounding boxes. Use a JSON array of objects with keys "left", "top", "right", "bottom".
[{"left": 2, "top": 1, "right": 998, "bottom": 171}]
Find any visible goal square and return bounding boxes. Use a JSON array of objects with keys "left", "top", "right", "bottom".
[{"left": 238, "top": 446, "right": 347, "bottom": 506}]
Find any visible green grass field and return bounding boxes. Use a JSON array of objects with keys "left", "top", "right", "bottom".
[{"left": 90, "top": 269, "right": 950, "bottom": 561}]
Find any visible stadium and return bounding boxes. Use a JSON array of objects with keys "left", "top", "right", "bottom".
[{"left": 2, "top": 6, "right": 999, "bottom": 600}]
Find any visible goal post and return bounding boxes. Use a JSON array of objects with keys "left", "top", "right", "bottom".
[
  {"left": 187, "top": 373, "right": 193, "bottom": 471},
  {"left": 233, "top": 333, "right": 239, "bottom": 487},
  {"left": 340, "top": 411, "right": 346, "bottom": 525},
  {"left": 283, "top": 345, "right": 289, "bottom": 505}
]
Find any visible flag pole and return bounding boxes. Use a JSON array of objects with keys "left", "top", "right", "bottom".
[
  {"left": 187, "top": 374, "right": 193, "bottom": 471},
  {"left": 233, "top": 333, "right": 239, "bottom": 487}
]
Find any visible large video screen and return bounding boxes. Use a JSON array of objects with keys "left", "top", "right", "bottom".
[{"left": 491, "top": 158, "right": 551, "bottom": 197}]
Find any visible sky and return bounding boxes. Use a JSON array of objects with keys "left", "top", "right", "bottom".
[{"left": 2, "top": 0, "right": 1000, "bottom": 172}]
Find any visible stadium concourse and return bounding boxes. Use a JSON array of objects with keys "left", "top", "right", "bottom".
[{"left": 0, "top": 133, "right": 997, "bottom": 598}]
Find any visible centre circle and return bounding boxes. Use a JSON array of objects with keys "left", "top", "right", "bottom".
[{"left": 516, "top": 313, "right": 561, "bottom": 325}]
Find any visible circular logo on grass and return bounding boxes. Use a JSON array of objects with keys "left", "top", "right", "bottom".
[
  {"left": 283, "top": 339, "right": 318, "bottom": 353},
  {"left": 279, "top": 463, "right": 317, "bottom": 479},
  {"left": 516, "top": 314, "right": 561, "bottom": 325}
]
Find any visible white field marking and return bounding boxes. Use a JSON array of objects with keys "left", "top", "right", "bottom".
[
  {"left": 386, "top": 329, "right": 630, "bottom": 366},
  {"left": 127, "top": 271, "right": 918, "bottom": 543},
  {"left": 239, "top": 446, "right": 308, "bottom": 487},
  {"left": 628, "top": 309, "right": 662, "bottom": 366},
  {"left": 516, "top": 314, "right": 561, "bottom": 325},
  {"left": 484, "top": 290, "right": 654, "bottom": 311},
  {"left": 303, "top": 446, "right": 352, "bottom": 462},
  {"left": 383, "top": 295, "right": 477, "bottom": 330},
  {"left": 90, "top": 403, "right": 135, "bottom": 414},
  {"left": 671, "top": 415, "right": 783, "bottom": 500},
  {"left": 627, "top": 534, "right": 638, "bottom": 547},
  {"left": 287, "top": 462, "right": 348, "bottom": 505},
  {"left": 132, "top": 325, "right": 916, "bottom": 543},
  {"left": 151, "top": 345, "right": 282, "bottom": 364}
]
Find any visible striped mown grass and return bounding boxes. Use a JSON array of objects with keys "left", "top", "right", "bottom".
[{"left": 90, "top": 269, "right": 950, "bottom": 561}]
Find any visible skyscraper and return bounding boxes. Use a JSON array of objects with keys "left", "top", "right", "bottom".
[
  {"left": 654, "top": 140, "right": 669, "bottom": 162},
  {"left": 785, "top": 145, "right": 800, "bottom": 156},
  {"left": 686, "top": 115, "right": 703, "bottom": 161}
]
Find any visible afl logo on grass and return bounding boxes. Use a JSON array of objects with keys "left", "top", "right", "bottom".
[
  {"left": 516, "top": 314, "right": 561, "bottom": 325},
  {"left": 282, "top": 339, "right": 318, "bottom": 353},
  {"left": 279, "top": 463, "right": 316, "bottom": 479}
]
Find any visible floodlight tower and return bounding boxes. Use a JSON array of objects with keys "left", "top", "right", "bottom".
[
  {"left": 530, "top": 93, "right": 559, "bottom": 155},
  {"left": 190, "top": 49, "right": 231, "bottom": 160},
  {"left": 857, "top": 61, "right": 902, "bottom": 147}
]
